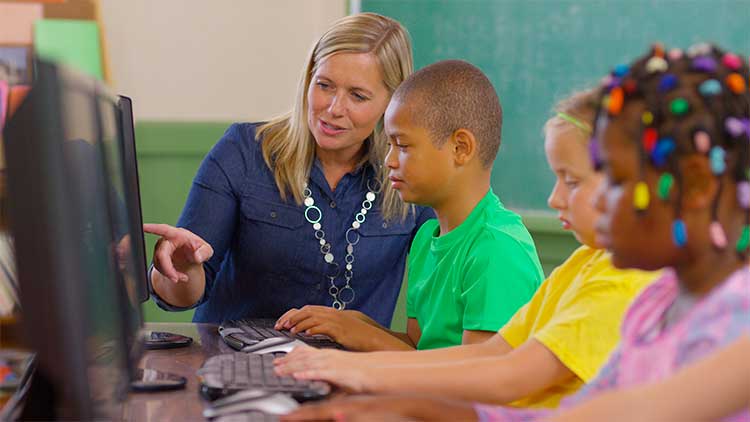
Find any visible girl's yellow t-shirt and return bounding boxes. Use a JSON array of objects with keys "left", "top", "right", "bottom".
[{"left": 499, "top": 245, "right": 658, "bottom": 409}]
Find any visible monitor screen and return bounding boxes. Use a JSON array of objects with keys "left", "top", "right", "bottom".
[
  {"left": 3, "top": 60, "right": 132, "bottom": 419},
  {"left": 97, "top": 91, "right": 146, "bottom": 369},
  {"left": 115, "top": 95, "right": 150, "bottom": 305}
]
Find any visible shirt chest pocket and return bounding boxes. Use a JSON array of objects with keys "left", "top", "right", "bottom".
[
  {"left": 356, "top": 212, "right": 416, "bottom": 268},
  {"left": 238, "top": 193, "right": 306, "bottom": 269}
]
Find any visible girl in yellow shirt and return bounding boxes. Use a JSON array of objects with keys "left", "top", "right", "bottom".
[{"left": 275, "top": 89, "right": 658, "bottom": 409}]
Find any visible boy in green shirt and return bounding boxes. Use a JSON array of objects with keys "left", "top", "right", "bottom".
[{"left": 276, "top": 60, "right": 542, "bottom": 351}]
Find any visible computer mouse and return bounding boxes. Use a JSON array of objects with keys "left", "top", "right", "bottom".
[
  {"left": 203, "top": 389, "right": 299, "bottom": 418},
  {"left": 241, "top": 337, "right": 306, "bottom": 354}
]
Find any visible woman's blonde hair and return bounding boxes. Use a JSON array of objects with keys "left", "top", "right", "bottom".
[
  {"left": 257, "top": 13, "right": 413, "bottom": 221},
  {"left": 543, "top": 88, "right": 598, "bottom": 140}
]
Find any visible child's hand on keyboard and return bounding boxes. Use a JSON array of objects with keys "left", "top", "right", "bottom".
[
  {"left": 274, "top": 305, "right": 385, "bottom": 350},
  {"left": 272, "top": 345, "right": 371, "bottom": 394}
]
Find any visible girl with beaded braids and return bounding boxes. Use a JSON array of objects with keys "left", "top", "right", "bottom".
[
  {"left": 143, "top": 13, "right": 434, "bottom": 326},
  {"left": 279, "top": 42, "right": 750, "bottom": 422}
]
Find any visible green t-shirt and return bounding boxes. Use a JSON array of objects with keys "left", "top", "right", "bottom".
[{"left": 406, "top": 189, "right": 543, "bottom": 350}]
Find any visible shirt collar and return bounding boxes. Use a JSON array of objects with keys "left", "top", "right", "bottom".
[{"left": 310, "top": 157, "right": 372, "bottom": 190}]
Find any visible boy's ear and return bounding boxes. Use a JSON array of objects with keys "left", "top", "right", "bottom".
[
  {"left": 680, "top": 155, "right": 717, "bottom": 210},
  {"left": 451, "top": 128, "right": 477, "bottom": 166}
]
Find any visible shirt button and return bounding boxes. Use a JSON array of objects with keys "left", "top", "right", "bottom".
[
  {"left": 270, "top": 211, "right": 277, "bottom": 218},
  {"left": 329, "top": 201, "right": 336, "bottom": 208},
  {"left": 382, "top": 222, "right": 388, "bottom": 228}
]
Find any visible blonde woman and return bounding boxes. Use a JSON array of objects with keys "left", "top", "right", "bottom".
[{"left": 144, "top": 13, "right": 434, "bottom": 325}]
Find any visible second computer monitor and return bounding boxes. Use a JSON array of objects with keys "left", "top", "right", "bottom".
[
  {"left": 4, "top": 59, "right": 135, "bottom": 419},
  {"left": 116, "top": 95, "right": 150, "bottom": 305}
]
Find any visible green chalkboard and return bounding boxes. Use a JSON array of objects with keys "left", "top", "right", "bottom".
[{"left": 362, "top": 0, "right": 750, "bottom": 210}]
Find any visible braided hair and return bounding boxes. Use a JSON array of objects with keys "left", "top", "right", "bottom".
[{"left": 591, "top": 43, "right": 750, "bottom": 257}]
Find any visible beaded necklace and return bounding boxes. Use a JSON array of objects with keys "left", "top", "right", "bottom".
[{"left": 302, "top": 180, "right": 378, "bottom": 309}]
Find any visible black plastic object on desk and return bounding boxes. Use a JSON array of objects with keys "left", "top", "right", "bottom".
[{"left": 143, "top": 330, "right": 193, "bottom": 350}]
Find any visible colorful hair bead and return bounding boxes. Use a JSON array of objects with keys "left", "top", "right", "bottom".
[
  {"left": 693, "top": 130, "right": 711, "bottom": 153},
  {"left": 737, "top": 225, "right": 750, "bottom": 253},
  {"left": 670, "top": 98, "right": 689, "bottom": 116},
  {"left": 657, "top": 173, "right": 674, "bottom": 200},
  {"left": 672, "top": 219, "right": 688, "bottom": 247},
  {"left": 653, "top": 43, "right": 665, "bottom": 58},
  {"left": 721, "top": 53, "right": 742, "bottom": 71},
  {"left": 642, "top": 128, "right": 659, "bottom": 152},
  {"left": 646, "top": 56, "right": 668, "bottom": 73},
  {"left": 652, "top": 138, "right": 676, "bottom": 166},
  {"left": 738, "top": 181, "right": 750, "bottom": 209},
  {"left": 709, "top": 221, "right": 728, "bottom": 249},
  {"left": 642, "top": 111, "right": 654, "bottom": 125},
  {"left": 698, "top": 79, "right": 722, "bottom": 96},
  {"left": 623, "top": 78, "right": 637, "bottom": 94},
  {"left": 634, "top": 181, "right": 650, "bottom": 210},
  {"left": 668, "top": 48, "right": 683, "bottom": 61},
  {"left": 725, "top": 117, "right": 750, "bottom": 138},
  {"left": 692, "top": 56, "right": 717, "bottom": 73},
  {"left": 687, "top": 43, "right": 712, "bottom": 58},
  {"left": 726, "top": 73, "right": 746, "bottom": 94},
  {"left": 606, "top": 77, "right": 622, "bottom": 90},
  {"left": 608, "top": 87, "right": 624, "bottom": 115},
  {"left": 613, "top": 64, "right": 629, "bottom": 78},
  {"left": 589, "top": 136, "right": 603, "bottom": 169},
  {"left": 658, "top": 74, "right": 678, "bottom": 92},
  {"left": 709, "top": 146, "right": 726, "bottom": 175}
]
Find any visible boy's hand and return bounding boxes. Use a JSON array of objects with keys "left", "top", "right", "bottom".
[
  {"left": 274, "top": 305, "right": 380, "bottom": 350},
  {"left": 279, "top": 394, "right": 479, "bottom": 422},
  {"left": 273, "top": 345, "right": 372, "bottom": 393}
]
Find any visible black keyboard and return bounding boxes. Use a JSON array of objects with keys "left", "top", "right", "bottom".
[
  {"left": 219, "top": 318, "right": 346, "bottom": 351},
  {"left": 198, "top": 352, "right": 331, "bottom": 402}
]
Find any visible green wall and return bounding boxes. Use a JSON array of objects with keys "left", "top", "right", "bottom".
[
  {"left": 362, "top": 0, "right": 750, "bottom": 211},
  {"left": 137, "top": 122, "right": 230, "bottom": 323},
  {"left": 136, "top": 122, "right": 580, "bottom": 329}
]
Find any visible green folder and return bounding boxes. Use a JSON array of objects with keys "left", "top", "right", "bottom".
[{"left": 34, "top": 19, "right": 103, "bottom": 80}]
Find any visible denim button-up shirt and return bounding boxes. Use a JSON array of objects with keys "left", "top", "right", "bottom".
[{"left": 150, "top": 123, "right": 434, "bottom": 326}]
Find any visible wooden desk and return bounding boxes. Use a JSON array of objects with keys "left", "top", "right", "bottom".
[{"left": 123, "top": 322, "right": 236, "bottom": 421}]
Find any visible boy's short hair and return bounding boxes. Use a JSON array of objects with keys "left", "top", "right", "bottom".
[{"left": 393, "top": 60, "right": 503, "bottom": 168}]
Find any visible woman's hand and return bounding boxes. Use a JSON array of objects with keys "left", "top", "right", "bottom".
[
  {"left": 279, "top": 394, "right": 479, "bottom": 422},
  {"left": 143, "top": 223, "right": 214, "bottom": 282},
  {"left": 275, "top": 305, "right": 387, "bottom": 350},
  {"left": 273, "top": 345, "right": 372, "bottom": 393}
]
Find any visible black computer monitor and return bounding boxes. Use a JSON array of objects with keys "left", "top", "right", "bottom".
[
  {"left": 113, "top": 96, "right": 192, "bottom": 355},
  {"left": 115, "top": 95, "right": 150, "bottom": 305},
  {"left": 3, "top": 59, "right": 132, "bottom": 419},
  {"left": 96, "top": 90, "right": 147, "bottom": 379}
]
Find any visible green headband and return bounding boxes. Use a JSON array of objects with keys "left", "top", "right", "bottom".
[{"left": 557, "top": 112, "right": 592, "bottom": 134}]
